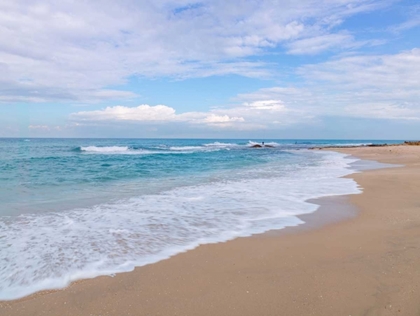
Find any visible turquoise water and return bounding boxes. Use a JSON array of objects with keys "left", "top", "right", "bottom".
[{"left": 0, "top": 138, "right": 401, "bottom": 299}]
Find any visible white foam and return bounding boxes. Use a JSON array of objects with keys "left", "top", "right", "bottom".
[
  {"left": 79, "top": 143, "right": 238, "bottom": 155},
  {"left": 168, "top": 145, "right": 222, "bottom": 152},
  {"left": 264, "top": 142, "right": 280, "bottom": 146},
  {"left": 169, "top": 146, "right": 205, "bottom": 151},
  {"left": 203, "top": 142, "right": 238, "bottom": 147},
  {"left": 79, "top": 146, "right": 169, "bottom": 155},
  {"left": 81, "top": 146, "right": 129, "bottom": 153},
  {"left": 0, "top": 151, "right": 361, "bottom": 300},
  {"left": 248, "top": 140, "right": 259, "bottom": 146}
]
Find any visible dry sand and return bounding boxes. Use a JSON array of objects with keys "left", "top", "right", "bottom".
[{"left": 2, "top": 145, "right": 420, "bottom": 316}]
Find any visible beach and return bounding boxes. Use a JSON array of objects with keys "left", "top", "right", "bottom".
[{"left": 2, "top": 145, "right": 420, "bottom": 316}]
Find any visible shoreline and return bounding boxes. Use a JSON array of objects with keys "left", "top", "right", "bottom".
[{"left": 3, "top": 145, "right": 420, "bottom": 315}]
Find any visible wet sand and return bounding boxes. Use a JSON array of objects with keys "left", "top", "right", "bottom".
[{"left": 2, "top": 145, "right": 420, "bottom": 316}]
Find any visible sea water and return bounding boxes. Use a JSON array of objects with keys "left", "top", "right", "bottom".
[{"left": 0, "top": 138, "right": 401, "bottom": 300}]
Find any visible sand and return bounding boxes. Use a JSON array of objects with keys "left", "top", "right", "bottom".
[{"left": 2, "top": 145, "right": 420, "bottom": 316}]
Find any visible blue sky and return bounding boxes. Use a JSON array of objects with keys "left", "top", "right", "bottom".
[{"left": 0, "top": 0, "right": 419, "bottom": 138}]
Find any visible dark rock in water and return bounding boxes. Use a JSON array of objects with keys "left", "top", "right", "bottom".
[
  {"left": 404, "top": 141, "right": 420, "bottom": 146},
  {"left": 367, "top": 143, "right": 388, "bottom": 147},
  {"left": 250, "top": 144, "right": 275, "bottom": 148}
]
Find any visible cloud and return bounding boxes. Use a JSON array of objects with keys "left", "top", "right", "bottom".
[
  {"left": 28, "top": 124, "right": 62, "bottom": 131},
  {"left": 73, "top": 105, "right": 177, "bottom": 122},
  {"left": 286, "top": 33, "right": 355, "bottom": 55},
  {"left": 0, "top": 0, "right": 385, "bottom": 102},
  {"left": 71, "top": 104, "right": 247, "bottom": 128},
  {"left": 343, "top": 103, "right": 420, "bottom": 120},
  {"left": 299, "top": 48, "right": 420, "bottom": 104},
  {"left": 202, "top": 114, "right": 244, "bottom": 124},
  {"left": 65, "top": 47, "right": 420, "bottom": 136},
  {"left": 288, "top": 34, "right": 353, "bottom": 55},
  {"left": 70, "top": 97, "right": 307, "bottom": 131},
  {"left": 238, "top": 49, "right": 420, "bottom": 121},
  {"left": 0, "top": 87, "right": 138, "bottom": 103},
  {"left": 243, "top": 100, "right": 286, "bottom": 111},
  {"left": 389, "top": 18, "right": 420, "bottom": 34},
  {"left": 28, "top": 125, "right": 51, "bottom": 131},
  {"left": 388, "top": 5, "right": 420, "bottom": 34}
]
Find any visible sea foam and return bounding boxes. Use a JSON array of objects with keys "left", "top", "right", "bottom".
[
  {"left": 0, "top": 151, "right": 360, "bottom": 300},
  {"left": 80, "top": 146, "right": 130, "bottom": 153}
]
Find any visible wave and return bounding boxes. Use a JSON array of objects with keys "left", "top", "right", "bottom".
[
  {"left": 76, "top": 146, "right": 167, "bottom": 155},
  {"left": 247, "top": 141, "right": 280, "bottom": 147},
  {"left": 203, "top": 142, "right": 238, "bottom": 147},
  {"left": 168, "top": 142, "right": 240, "bottom": 152},
  {"left": 80, "top": 146, "right": 130, "bottom": 153},
  {"left": 75, "top": 141, "right": 281, "bottom": 155},
  {"left": 75, "top": 145, "right": 225, "bottom": 155},
  {"left": 0, "top": 151, "right": 360, "bottom": 300},
  {"left": 169, "top": 146, "right": 206, "bottom": 151},
  {"left": 168, "top": 145, "right": 224, "bottom": 152}
]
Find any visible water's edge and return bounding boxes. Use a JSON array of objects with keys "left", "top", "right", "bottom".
[{"left": 268, "top": 154, "right": 401, "bottom": 236}]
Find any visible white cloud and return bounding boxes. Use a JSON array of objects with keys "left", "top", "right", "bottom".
[
  {"left": 28, "top": 125, "right": 50, "bottom": 131},
  {"left": 299, "top": 48, "right": 420, "bottom": 113},
  {"left": 191, "top": 114, "right": 247, "bottom": 129},
  {"left": 243, "top": 100, "right": 286, "bottom": 111},
  {"left": 73, "top": 105, "right": 177, "bottom": 122},
  {"left": 238, "top": 49, "right": 420, "bottom": 121},
  {"left": 0, "top": 0, "right": 384, "bottom": 102},
  {"left": 388, "top": 5, "right": 420, "bottom": 34},
  {"left": 389, "top": 18, "right": 420, "bottom": 33},
  {"left": 202, "top": 114, "right": 244, "bottom": 124},
  {"left": 28, "top": 125, "right": 62, "bottom": 131},
  {"left": 71, "top": 104, "right": 248, "bottom": 129},
  {"left": 70, "top": 48, "right": 420, "bottom": 134},
  {"left": 286, "top": 33, "right": 356, "bottom": 55},
  {"left": 300, "top": 48, "right": 420, "bottom": 89},
  {"left": 0, "top": 88, "right": 137, "bottom": 103},
  {"left": 344, "top": 103, "right": 420, "bottom": 120},
  {"left": 70, "top": 97, "right": 306, "bottom": 130}
]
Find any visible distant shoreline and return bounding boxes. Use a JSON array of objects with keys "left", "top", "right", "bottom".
[{"left": 311, "top": 140, "right": 420, "bottom": 149}]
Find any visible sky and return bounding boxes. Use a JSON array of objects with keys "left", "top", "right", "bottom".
[{"left": 0, "top": 0, "right": 419, "bottom": 139}]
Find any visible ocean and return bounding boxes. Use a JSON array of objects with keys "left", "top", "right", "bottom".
[{"left": 0, "top": 138, "right": 401, "bottom": 300}]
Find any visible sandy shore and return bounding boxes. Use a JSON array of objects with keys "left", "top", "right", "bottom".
[{"left": 2, "top": 145, "right": 420, "bottom": 316}]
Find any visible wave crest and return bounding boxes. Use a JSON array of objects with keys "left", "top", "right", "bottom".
[{"left": 80, "top": 146, "right": 129, "bottom": 153}]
